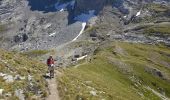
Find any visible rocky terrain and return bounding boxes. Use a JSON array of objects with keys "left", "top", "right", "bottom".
[
  {"left": 0, "top": 0, "right": 170, "bottom": 100},
  {"left": 0, "top": 0, "right": 169, "bottom": 51}
]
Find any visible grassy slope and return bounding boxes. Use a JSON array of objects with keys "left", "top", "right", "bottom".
[
  {"left": 58, "top": 42, "right": 170, "bottom": 100},
  {"left": 0, "top": 49, "right": 48, "bottom": 99},
  {"left": 146, "top": 3, "right": 170, "bottom": 13},
  {"left": 144, "top": 23, "right": 170, "bottom": 35}
]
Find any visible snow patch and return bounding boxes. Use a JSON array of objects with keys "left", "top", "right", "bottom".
[
  {"left": 72, "top": 22, "right": 86, "bottom": 41},
  {"left": 74, "top": 10, "right": 96, "bottom": 22},
  {"left": 77, "top": 55, "right": 88, "bottom": 61},
  {"left": 60, "top": 9, "right": 64, "bottom": 12},
  {"left": 136, "top": 11, "right": 141, "bottom": 16},
  {"left": 55, "top": 1, "right": 75, "bottom": 11},
  {"left": 49, "top": 32, "right": 56, "bottom": 37}
]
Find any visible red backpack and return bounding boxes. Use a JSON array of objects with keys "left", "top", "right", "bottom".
[{"left": 47, "top": 58, "right": 54, "bottom": 65}]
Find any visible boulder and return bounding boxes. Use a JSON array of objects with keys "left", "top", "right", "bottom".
[
  {"left": 0, "top": 89, "right": 4, "bottom": 96},
  {"left": 3, "top": 75, "right": 14, "bottom": 83}
]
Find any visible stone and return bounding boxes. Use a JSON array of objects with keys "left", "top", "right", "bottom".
[
  {"left": 28, "top": 75, "right": 33, "bottom": 81},
  {"left": 5, "top": 92, "right": 12, "bottom": 97},
  {"left": 14, "top": 75, "right": 21, "bottom": 80},
  {"left": 0, "top": 89, "right": 4, "bottom": 96},
  {"left": 90, "top": 90, "right": 97, "bottom": 96},
  {"left": 14, "top": 75, "right": 25, "bottom": 80},
  {"left": 15, "top": 89, "right": 25, "bottom": 100},
  {"left": 0, "top": 73, "right": 6, "bottom": 77},
  {"left": 3, "top": 75, "right": 14, "bottom": 83}
]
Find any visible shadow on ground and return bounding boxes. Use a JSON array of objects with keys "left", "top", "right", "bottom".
[{"left": 27, "top": 0, "right": 59, "bottom": 13}]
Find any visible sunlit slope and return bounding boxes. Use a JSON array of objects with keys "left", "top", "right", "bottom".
[{"left": 58, "top": 42, "right": 170, "bottom": 100}]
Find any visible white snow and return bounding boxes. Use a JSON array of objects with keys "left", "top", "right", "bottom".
[
  {"left": 55, "top": 1, "right": 75, "bottom": 11},
  {"left": 124, "top": 16, "right": 127, "bottom": 18},
  {"left": 77, "top": 55, "right": 88, "bottom": 61},
  {"left": 60, "top": 9, "right": 64, "bottom": 12},
  {"left": 136, "top": 11, "right": 141, "bottom": 16},
  {"left": 49, "top": 32, "right": 56, "bottom": 37},
  {"left": 72, "top": 22, "right": 86, "bottom": 41},
  {"left": 74, "top": 10, "right": 96, "bottom": 22}
]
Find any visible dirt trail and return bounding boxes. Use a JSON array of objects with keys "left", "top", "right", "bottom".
[{"left": 46, "top": 71, "right": 60, "bottom": 100}]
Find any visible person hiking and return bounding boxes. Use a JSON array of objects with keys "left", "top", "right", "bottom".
[{"left": 47, "top": 55, "right": 55, "bottom": 78}]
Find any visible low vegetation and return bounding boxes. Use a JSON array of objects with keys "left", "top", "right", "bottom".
[
  {"left": 58, "top": 42, "right": 170, "bottom": 100},
  {"left": 22, "top": 50, "right": 49, "bottom": 58},
  {"left": 0, "top": 24, "right": 6, "bottom": 32},
  {"left": 146, "top": 3, "right": 170, "bottom": 13},
  {"left": 0, "top": 49, "right": 48, "bottom": 99},
  {"left": 144, "top": 23, "right": 170, "bottom": 36}
]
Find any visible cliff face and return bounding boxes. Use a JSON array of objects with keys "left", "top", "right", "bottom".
[{"left": 74, "top": 0, "right": 106, "bottom": 15}]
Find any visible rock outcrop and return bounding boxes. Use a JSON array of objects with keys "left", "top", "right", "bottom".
[{"left": 74, "top": 0, "right": 106, "bottom": 15}]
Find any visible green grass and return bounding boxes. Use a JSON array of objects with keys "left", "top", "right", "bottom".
[
  {"left": 58, "top": 42, "right": 170, "bottom": 100},
  {"left": 144, "top": 23, "right": 170, "bottom": 35},
  {"left": 0, "top": 49, "right": 48, "bottom": 99},
  {"left": 0, "top": 24, "right": 6, "bottom": 32},
  {"left": 146, "top": 3, "right": 170, "bottom": 13},
  {"left": 22, "top": 50, "right": 49, "bottom": 58}
]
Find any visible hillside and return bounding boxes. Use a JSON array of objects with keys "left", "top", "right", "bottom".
[
  {"left": 0, "top": 0, "right": 170, "bottom": 100},
  {"left": 0, "top": 49, "right": 48, "bottom": 99},
  {"left": 58, "top": 42, "right": 170, "bottom": 100}
]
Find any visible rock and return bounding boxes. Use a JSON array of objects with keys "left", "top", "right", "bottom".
[
  {"left": 22, "top": 34, "right": 28, "bottom": 42},
  {"left": 90, "top": 90, "right": 97, "bottom": 96},
  {"left": 14, "top": 75, "right": 25, "bottom": 80},
  {"left": 0, "top": 89, "right": 4, "bottom": 96},
  {"left": 0, "top": 72, "right": 6, "bottom": 77},
  {"left": 15, "top": 89, "right": 25, "bottom": 100},
  {"left": 145, "top": 67, "right": 165, "bottom": 79},
  {"left": 3, "top": 75, "right": 14, "bottom": 83},
  {"left": 28, "top": 75, "right": 33, "bottom": 81},
  {"left": 14, "top": 75, "right": 21, "bottom": 80},
  {"left": 14, "top": 34, "right": 23, "bottom": 43},
  {"left": 5, "top": 92, "right": 12, "bottom": 97},
  {"left": 90, "top": 33, "right": 97, "bottom": 37}
]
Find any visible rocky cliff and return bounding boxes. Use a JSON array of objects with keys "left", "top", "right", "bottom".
[{"left": 74, "top": 0, "right": 106, "bottom": 15}]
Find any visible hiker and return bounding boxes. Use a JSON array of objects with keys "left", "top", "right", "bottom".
[{"left": 47, "top": 55, "right": 55, "bottom": 78}]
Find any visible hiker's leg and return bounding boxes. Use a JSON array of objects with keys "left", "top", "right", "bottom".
[
  {"left": 52, "top": 69, "right": 54, "bottom": 78},
  {"left": 50, "top": 70, "right": 53, "bottom": 78}
]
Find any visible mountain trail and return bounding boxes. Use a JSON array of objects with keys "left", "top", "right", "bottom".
[{"left": 46, "top": 70, "right": 61, "bottom": 100}]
